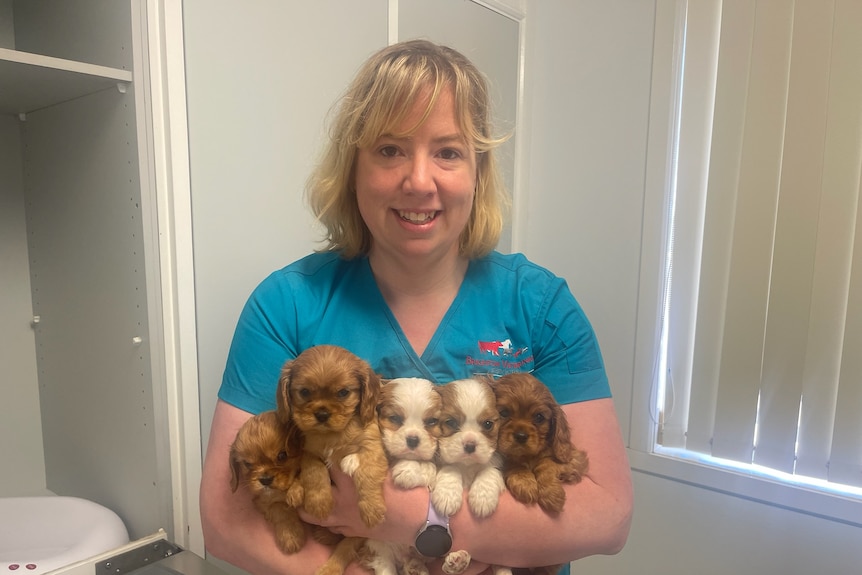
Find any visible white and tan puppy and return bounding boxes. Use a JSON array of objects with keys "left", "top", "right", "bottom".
[
  {"left": 432, "top": 377, "right": 506, "bottom": 518},
  {"left": 377, "top": 377, "right": 443, "bottom": 489},
  {"left": 360, "top": 377, "right": 444, "bottom": 575}
]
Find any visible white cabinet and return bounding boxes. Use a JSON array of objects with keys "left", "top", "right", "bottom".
[{"left": 0, "top": 0, "right": 171, "bottom": 541}]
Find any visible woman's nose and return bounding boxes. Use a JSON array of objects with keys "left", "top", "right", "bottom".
[{"left": 403, "top": 155, "right": 434, "bottom": 194}]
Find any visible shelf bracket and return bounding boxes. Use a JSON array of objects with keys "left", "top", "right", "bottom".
[{"left": 117, "top": 82, "right": 128, "bottom": 94}]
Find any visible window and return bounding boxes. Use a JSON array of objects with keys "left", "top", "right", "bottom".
[{"left": 633, "top": 0, "right": 862, "bottom": 524}]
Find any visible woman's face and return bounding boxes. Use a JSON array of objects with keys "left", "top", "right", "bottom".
[{"left": 354, "top": 88, "right": 477, "bottom": 265}]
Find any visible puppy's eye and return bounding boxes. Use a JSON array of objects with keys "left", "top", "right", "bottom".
[
  {"left": 337, "top": 388, "right": 350, "bottom": 399},
  {"left": 444, "top": 418, "right": 460, "bottom": 431},
  {"left": 499, "top": 408, "right": 511, "bottom": 419},
  {"left": 388, "top": 414, "right": 404, "bottom": 426},
  {"left": 533, "top": 413, "right": 547, "bottom": 425},
  {"left": 277, "top": 450, "right": 288, "bottom": 463},
  {"left": 424, "top": 417, "right": 439, "bottom": 428},
  {"left": 483, "top": 420, "right": 495, "bottom": 431},
  {"left": 297, "top": 388, "right": 311, "bottom": 399}
]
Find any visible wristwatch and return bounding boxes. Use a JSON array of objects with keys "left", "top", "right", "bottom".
[{"left": 414, "top": 499, "right": 452, "bottom": 557}]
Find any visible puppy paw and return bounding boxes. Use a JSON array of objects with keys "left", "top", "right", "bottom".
[
  {"left": 392, "top": 460, "right": 437, "bottom": 489},
  {"left": 506, "top": 471, "right": 539, "bottom": 505},
  {"left": 404, "top": 555, "right": 431, "bottom": 575},
  {"left": 340, "top": 453, "right": 360, "bottom": 477},
  {"left": 442, "top": 550, "right": 471, "bottom": 575},
  {"left": 315, "top": 560, "right": 346, "bottom": 575},
  {"left": 358, "top": 497, "right": 387, "bottom": 528},
  {"left": 537, "top": 483, "right": 566, "bottom": 514},
  {"left": 284, "top": 481, "right": 305, "bottom": 508},
  {"left": 492, "top": 566, "right": 513, "bottom": 575},
  {"left": 274, "top": 524, "right": 306, "bottom": 554},
  {"left": 431, "top": 469, "right": 464, "bottom": 517},
  {"left": 303, "top": 488, "right": 335, "bottom": 519},
  {"left": 467, "top": 468, "right": 505, "bottom": 517}
]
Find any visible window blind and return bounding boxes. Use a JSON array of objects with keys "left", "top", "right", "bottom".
[{"left": 660, "top": 0, "right": 862, "bottom": 488}]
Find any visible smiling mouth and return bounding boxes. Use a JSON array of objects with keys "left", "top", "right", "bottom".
[{"left": 397, "top": 210, "right": 439, "bottom": 224}]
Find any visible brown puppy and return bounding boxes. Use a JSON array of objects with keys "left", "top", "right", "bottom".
[
  {"left": 493, "top": 372, "right": 589, "bottom": 513},
  {"left": 229, "top": 410, "right": 305, "bottom": 553},
  {"left": 277, "top": 345, "right": 388, "bottom": 528}
]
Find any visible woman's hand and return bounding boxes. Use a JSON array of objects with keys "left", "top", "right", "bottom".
[{"left": 299, "top": 464, "right": 429, "bottom": 545}]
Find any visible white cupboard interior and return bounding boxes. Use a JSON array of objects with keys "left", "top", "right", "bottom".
[{"left": 0, "top": 0, "right": 170, "bottom": 541}]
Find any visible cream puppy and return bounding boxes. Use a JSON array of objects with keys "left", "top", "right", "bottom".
[{"left": 432, "top": 377, "right": 505, "bottom": 518}]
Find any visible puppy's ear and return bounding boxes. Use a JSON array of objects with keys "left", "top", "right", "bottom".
[
  {"left": 228, "top": 444, "right": 242, "bottom": 493},
  {"left": 276, "top": 359, "right": 293, "bottom": 426},
  {"left": 549, "top": 400, "right": 575, "bottom": 462},
  {"left": 376, "top": 380, "right": 392, "bottom": 416},
  {"left": 358, "top": 366, "right": 382, "bottom": 425}
]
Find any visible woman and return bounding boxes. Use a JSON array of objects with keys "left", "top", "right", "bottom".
[{"left": 200, "top": 39, "right": 632, "bottom": 575}]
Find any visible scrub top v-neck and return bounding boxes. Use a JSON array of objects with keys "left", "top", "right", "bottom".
[{"left": 219, "top": 251, "right": 610, "bottom": 416}]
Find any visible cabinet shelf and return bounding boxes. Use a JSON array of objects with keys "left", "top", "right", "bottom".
[{"left": 0, "top": 48, "right": 132, "bottom": 115}]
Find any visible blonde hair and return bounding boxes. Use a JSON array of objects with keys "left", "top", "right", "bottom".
[{"left": 306, "top": 39, "right": 509, "bottom": 259}]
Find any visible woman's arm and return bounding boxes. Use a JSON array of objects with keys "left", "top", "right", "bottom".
[
  {"left": 308, "top": 397, "right": 632, "bottom": 570},
  {"left": 449, "top": 397, "right": 633, "bottom": 567},
  {"left": 201, "top": 400, "right": 373, "bottom": 575}
]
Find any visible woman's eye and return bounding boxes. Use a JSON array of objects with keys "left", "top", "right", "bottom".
[
  {"left": 379, "top": 145, "right": 399, "bottom": 158},
  {"left": 438, "top": 148, "right": 462, "bottom": 160}
]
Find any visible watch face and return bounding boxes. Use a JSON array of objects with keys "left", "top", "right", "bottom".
[{"left": 416, "top": 524, "right": 452, "bottom": 557}]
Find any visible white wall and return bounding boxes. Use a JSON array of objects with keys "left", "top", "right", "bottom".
[{"left": 183, "top": 0, "right": 389, "bottom": 450}]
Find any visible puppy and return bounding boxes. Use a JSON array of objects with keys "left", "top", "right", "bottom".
[
  {"left": 432, "top": 377, "right": 506, "bottom": 518},
  {"left": 493, "top": 372, "right": 588, "bottom": 514},
  {"left": 229, "top": 410, "right": 306, "bottom": 553},
  {"left": 277, "top": 345, "right": 389, "bottom": 528},
  {"left": 349, "top": 377, "right": 443, "bottom": 575},
  {"left": 378, "top": 377, "right": 442, "bottom": 489}
]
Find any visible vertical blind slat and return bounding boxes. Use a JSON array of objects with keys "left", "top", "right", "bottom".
[
  {"left": 828, "top": 157, "right": 862, "bottom": 488},
  {"left": 754, "top": 0, "right": 834, "bottom": 474},
  {"left": 683, "top": 0, "right": 752, "bottom": 454},
  {"left": 795, "top": 0, "right": 862, "bottom": 480},
  {"left": 711, "top": 0, "right": 794, "bottom": 463}
]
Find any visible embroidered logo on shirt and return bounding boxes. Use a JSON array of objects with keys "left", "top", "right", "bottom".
[{"left": 467, "top": 338, "right": 533, "bottom": 376}]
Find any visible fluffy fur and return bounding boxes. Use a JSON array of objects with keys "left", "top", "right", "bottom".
[
  {"left": 493, "top": 372, "right": 588, "bottom": 513},
  {"left": 229, "top": 410, "right": 306, "bottom": 554},
  {"left": 356, "top": 377, "right": 443, "bottom": 575},
  {"left": 491, "top": 372, "right": 590, "bottom": 575},
  {"left": 378, "top": 377, "right": 442, "bottom": 488},
  {"left": 277, "top": 345, "right": 389, "bottom": 528},
  {"left": 432, "top": 377, "right": 506, "bottom": 518}
]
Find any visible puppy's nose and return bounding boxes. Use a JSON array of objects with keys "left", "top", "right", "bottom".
[
  {"left": 315, "top": 410, "right": 331, "bottom": 423},
  {"left": 514, "top": 431, "right": 529, "bottom": 444},
  {"left": 259, "top": 475, "right": 274, "bottom": 487},
  {"left": 406, "top": 435, "right": 420, "bottom": 449},
  {"left": 464, "top": 441, "right": 476, "bottom": 454}
]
